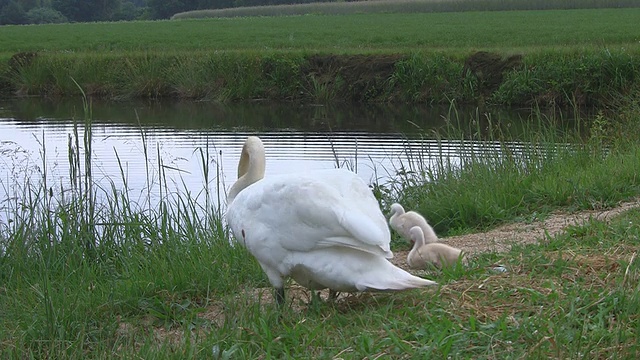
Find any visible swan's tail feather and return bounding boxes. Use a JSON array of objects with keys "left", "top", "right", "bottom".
[{"left": 357, "top": 268, "right": 437, "bottom": 291}]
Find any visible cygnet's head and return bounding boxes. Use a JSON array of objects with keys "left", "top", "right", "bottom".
[{"left": 390, "top": 203, "right": 405, "bottom": 216}]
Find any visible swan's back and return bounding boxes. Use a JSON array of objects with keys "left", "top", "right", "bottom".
[
  {"left": 408, "top": 242, "right": 463, "bottom": 269},
  {"left": 227, "top": 169, "right": 391, "bottom": 257}
]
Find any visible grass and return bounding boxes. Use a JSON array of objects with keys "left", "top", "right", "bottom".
[
  {"left": 382, "top": 100, "right": 640, "bottom": 236},
  {"left": 1, "top": 93, "right": 640, "bottom": 357},
  {"left": 173, "top": 0, "right": 640, "bottom": 19},
  {"left": 6, "top": 47, "right": 640, "bottom": 105},
  {"left": 1, "top": 9, "right": 639, "bottom": 55},
  {"left": 2, "top": 9, "right": 639, "bottom": 103}
]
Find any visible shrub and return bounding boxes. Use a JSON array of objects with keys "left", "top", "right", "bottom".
[
  {"left": 25, "top": 7, "right": 68, "bottom": 24},
  {"left": 0, "top": 0, "right": 26, "bottom": 25}
]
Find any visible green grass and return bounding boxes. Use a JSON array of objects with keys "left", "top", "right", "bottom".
[
  {"left": 7, "top": 47, "right": 639, "bottom": 105},
  {"left": 173, "top": 0, "right": 640, "bottom": 19},
  {"left": 2, "top": 8, "right": 639, "bottom": 103},
  {"left": 1, "top": 96, "right": 640, "bottom": 358},
  {"left": 1, "top": 9, "right": 639, "bottom": 55},
  {"left": 384, "top": 101, "right": 640, "bottom": 236}
]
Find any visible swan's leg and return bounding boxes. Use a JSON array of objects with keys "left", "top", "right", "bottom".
[
  {"left": 311, "top": 291, "right": 323, "bottom": 305},
  {"left": 275, "top": 287, "right": 285, "bottom": 307},
  {"left": 261, "top": 265, "right": 285, "bottom": 307},
  {"left": 328, "top": 289, "right": 339, "bottom": 301}
]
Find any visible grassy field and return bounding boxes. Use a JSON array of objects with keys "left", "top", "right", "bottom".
[
  {"left": 1, "top": 8, "right": 639, "bottom": 103},
  {"left": 1, "top": 9, "right": 639, "bottom": 55},
  {"left": 173, "top": 0, "right": 640, "bottom": 19},
  {"left": 1, "top": 96, "right": 640, "bottom": 358}
]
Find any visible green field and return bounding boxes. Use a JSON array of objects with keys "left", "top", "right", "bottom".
[
  {"left": 1, "top": 8, "right": 639, "bottom": 55},
  {"left": 173, "top": 0, "right": 640, "bottom": 19}
]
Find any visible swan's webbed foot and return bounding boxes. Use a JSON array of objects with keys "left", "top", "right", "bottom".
[
  {"left": 328, "top": 289, "right": 340, "bottom": 302},
  {"left": 275, "top": 287, "right": 285, "bottom": 307}
]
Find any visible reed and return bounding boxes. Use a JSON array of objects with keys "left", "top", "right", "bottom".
[
  {"left": 384, "top": 101, "right": 640, "bottom": 236},
  {"left": 0, "top": 95, "right": 264, "bottom": 357}
]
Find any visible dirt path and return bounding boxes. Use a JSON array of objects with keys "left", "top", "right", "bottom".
[{"left": 392, "top": 198, "right": 640, "bottom": 268}]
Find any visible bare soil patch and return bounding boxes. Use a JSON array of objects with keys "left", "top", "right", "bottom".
[{"left": 300, "top": 54, "right": 405, "bottom": 101}]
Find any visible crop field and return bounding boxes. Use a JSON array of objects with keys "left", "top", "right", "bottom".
[{"left": 1, "top": 8, "right": 639, "bottom": 56}]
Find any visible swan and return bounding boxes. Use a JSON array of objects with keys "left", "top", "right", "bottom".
[
  {"left": 225, "top": 136, "right": 436, "bottom": 305},
  {"left": 389, "top": 203, "right": 438, "bottom": 244},
  {"left": 407, "top": 226, "right": 464, "bottom": 269}
]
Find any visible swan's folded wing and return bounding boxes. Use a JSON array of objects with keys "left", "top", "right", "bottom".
[
  {"left": 239, "top": 173, "right": 392, "bottom": 257},
  {"left": 227, "top": 173, "right": 393, "bottom": 258}
]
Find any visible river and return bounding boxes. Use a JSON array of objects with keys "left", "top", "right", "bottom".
[{"left": 0, "top": 98, "right": 551, "bottom": 221}]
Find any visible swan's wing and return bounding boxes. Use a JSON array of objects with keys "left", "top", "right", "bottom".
[{"left": 227, "top": 170, "right": 392, "bottom": 257}]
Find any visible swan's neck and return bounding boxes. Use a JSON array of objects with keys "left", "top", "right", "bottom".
[
  {"left": 408, "top": 227, "right": 425, "bottom": 254},
  {"left": 407, "top": 234, "right": 425, "bottom": 267},
  {"left": 412, "top": 231, "right": 425, "bottom": 249},
  {"left": 227, "top": 139, "right": 266, "bottom": 204}
]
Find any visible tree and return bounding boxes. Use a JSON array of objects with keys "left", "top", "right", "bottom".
[
  {"left": 112, "top": 0, "right": 143, "bottom": 21},
  {"left": 52, "top": 0, "right": 120, "bottom": 22},
  {"left": 0, "top": 0, "right": 27, "bottom": 24},
  {"left": 146, "top": 0, "right": 187, "bottom": 19},
  {"left": 26, "top": 6, "right": 67, "bottom": 23}
]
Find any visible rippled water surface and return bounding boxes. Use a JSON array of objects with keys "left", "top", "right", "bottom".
[{"left": 0, "top": 98, "right": 539, "bottom": 217}]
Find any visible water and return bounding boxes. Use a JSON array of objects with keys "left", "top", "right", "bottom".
[{"left": 0, "top": 98, "right": 538, "bottom": 219}]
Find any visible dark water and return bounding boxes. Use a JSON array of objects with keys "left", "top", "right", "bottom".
[{"left": 0, "top": 98, "right": 557, "bottom": 219}]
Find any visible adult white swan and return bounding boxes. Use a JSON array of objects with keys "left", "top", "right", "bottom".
[
  {"left": 407, "top": 226, "right": 464, "bottom": 269},
  {"left": 226, "top": 136, "right": 436, "bottom": 305},
  {"left": 389, "top": 203, "right": 438, "bottom": 244}
]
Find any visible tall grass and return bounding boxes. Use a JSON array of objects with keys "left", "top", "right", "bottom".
[
  {"left": 2, "top": 8, "right": 640, "bottom": 104},
  {"left": 0, "top": 97, "right": 264, "bottom": 357},
  {"left": 8, "top": 49, "right": 640, "bottom": 106},
  {"left": 383, "top": 101, "right": 640, "bottom": 236}
]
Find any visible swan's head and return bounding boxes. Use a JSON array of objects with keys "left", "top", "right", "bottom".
[
  {"left": 237, "top": 136, "right": 265, "bottom": 178},
  {"left": 409, "top": 225, "right": 423, "bottom": 245},
  {"left": 228, "top": 136, "right": 266, "bottom": 205}
]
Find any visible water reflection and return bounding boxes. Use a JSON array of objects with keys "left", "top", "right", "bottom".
[{"left": 0, "top": 98, "right": 555, "bottom": 221}]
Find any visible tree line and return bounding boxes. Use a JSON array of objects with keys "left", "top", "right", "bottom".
[{"left": 0, "top": 0, "right": 351, "bottom": 24}]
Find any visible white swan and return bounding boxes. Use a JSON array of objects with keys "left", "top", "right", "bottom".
[
  {"left": 226, "top": 136, "right": 436, "bottom": 305},
  {"left": 407, "top": 226, "right": 464, "bottom": 269},
  {"left": 389, "top": 203, "right": 438, "bottom": 244}
]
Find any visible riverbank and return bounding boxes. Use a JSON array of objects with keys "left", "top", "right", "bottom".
[
  {"left": 2, "top": 119, "right": 639, "bottom": 357},
  {"left": 2, "top": 49, "right": 639, "bottom": 107},
  {"left": 1, "top": 8, "right": 640, "bottom": 107}
]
